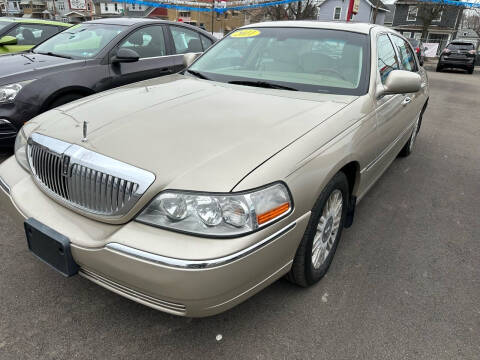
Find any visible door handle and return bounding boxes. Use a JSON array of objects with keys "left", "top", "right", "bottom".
[{"left": 402, "top": 97, "right": 412, "bottom": 105}]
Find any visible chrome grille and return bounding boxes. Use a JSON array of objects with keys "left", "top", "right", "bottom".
[{"left": 27, "top": 133, "right": 155, "bottom": 218}]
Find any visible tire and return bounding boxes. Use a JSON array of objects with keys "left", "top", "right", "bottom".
[
  {"left": 467, "top": 67, "right": 474, "bottom": 74},
  {"left": 47, "top": 93, "right": 85, "bottom": 110},
  {"left": 399, "top": 113, "right": 421, "bottom": 157},
  {"left": 436, "top": 65, "right": 442, "bottom": 72},
  {"left": 287, "top": 172, "right": 349, "bottom": 287}
]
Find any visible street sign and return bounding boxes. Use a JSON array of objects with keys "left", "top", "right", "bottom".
[{"left": 352, "top": 0, "right": 360, "bottom": 14}]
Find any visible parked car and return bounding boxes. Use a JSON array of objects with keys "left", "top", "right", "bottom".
[
  {"left": 1, "top": 22, "right": 429, "bottom": 317},
  {"left": 407, "top": 38, "right": 426, "bottom": 66},
  {"left": 0, "top": 18, "right": 216, "bottom": 146},
  {"left": 0, "top": 17, "right": 70, "bottom": 55},
  {"left": 437, "top": 41, "right": 476, "bottom": 74}
]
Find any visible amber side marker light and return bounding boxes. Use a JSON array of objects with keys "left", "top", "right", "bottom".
[{"left": 257, "top": 202, "right": 290, "bottom": 225}]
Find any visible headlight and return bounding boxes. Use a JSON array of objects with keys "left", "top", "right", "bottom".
[
  {"left": 14, "top": 121, "right": 38, "bottom": 172},
  {"left": 136, "top": 182, "right": 293, "bottom": 237},
  {"left": 0, "top": 80, "right": 35, "bottom": 104}
]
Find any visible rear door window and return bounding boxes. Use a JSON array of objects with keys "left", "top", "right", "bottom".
[
  {"left": 169, "top": 26, "right": 202, "bottom": 54},
  {"left": 200, "top": 34, "right": 213, "bottom": 50}
]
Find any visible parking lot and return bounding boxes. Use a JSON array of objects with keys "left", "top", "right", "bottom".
[{"left": 0, "top": 69, "right": 479, "bottom": 359}]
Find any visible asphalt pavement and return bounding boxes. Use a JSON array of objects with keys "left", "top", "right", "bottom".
[{"left": 1, "top": 70, "right": 479, "bottom": 360}]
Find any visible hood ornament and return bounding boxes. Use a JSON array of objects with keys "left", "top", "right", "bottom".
[{"left": 82, "top": 121, "right": 88, "bottom": 142}]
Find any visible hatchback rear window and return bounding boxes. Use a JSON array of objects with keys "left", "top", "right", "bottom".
[{"left": 447, "top": 43, "right": 474, "bottom": 51}]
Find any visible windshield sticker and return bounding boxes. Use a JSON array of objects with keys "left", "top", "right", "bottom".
[{"left": 230, "top": 29, "right": 261, "bottom": 38}]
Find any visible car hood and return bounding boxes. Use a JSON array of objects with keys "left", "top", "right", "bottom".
[
  {"left": 0, "top": 53, "right": 81, "bottom": 85},
  {"left": 32, "top": 75, "right": 357, "bottom": 193}
]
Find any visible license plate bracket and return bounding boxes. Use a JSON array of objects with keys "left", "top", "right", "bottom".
[{"left": 24, "top": 218, "right": 79, "bottom": 277}]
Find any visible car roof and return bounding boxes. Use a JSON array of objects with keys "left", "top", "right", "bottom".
[
  {"left": 82, "top": 17, "right": 215, "bottom": 38},
  {"left": 0, "top": 17, "right": 70, "bottom": 27},
  {"left": 241, "top": 20, "right": 383, "bottom": 34}
]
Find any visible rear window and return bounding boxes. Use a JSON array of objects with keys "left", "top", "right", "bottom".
[{"left": 447, "top": 43, "right": 474, "bottom": 51}]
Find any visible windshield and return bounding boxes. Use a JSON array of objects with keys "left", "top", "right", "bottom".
[
  {"left": 0, "top": 21, "right": 10, "bottom": 32},
  {"left": 189, "top": 27, "right": 370, "bottom": 95},
  {"left": 447, "top": 43, "right": 474, "bottom": 51},
  {"left": 33, "top": 23, "right": 125, "bottom": 59}
]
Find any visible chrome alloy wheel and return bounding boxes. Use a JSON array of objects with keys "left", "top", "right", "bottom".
[
  {"left": 409, "top": 116, "right": 420, "bottom": 152},
  {"left": 311, "top": 189, "right": 343, "bottom": 269}
]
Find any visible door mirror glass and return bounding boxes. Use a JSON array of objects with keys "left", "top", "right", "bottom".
[
  {"left": 0, "top": 36, "right": 18, "bottom": 46},
  {"left": 113, "top": 48, "right": 140, "bottom": 63},
  {"left": 183, "top": 52, "right": 200, "bottom": 67},
  {"left": 377, "top": 70, "right": 421, "bottom": 97}
]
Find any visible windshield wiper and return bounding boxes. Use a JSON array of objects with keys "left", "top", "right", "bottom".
[
  {"left": 228, "top": 80, "right": 298, "bottom": 91},
  {"left": 186, "top": 69, "right": 210, "bottom": 80},
  {"left": 35, "top": 51, "right": 73, "bottom": 59},
  {"left": 20, "top": 53, "right": 34, "bottom": 62}
]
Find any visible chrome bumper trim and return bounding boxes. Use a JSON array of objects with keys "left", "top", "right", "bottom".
[
  {"left": 79, "top": 268, "right": 186, "bottom": 315},
  {"left": 0, "top": 176, "right": 10, "bottom": 194},
  {"left": 106, "top": 221, "right": 296, "bottom": 269}
]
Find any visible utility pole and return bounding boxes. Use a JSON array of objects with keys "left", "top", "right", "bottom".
[
  {"left": 211, "top": 0, "right": 214, "bottom": 35},
  {"left": 372, "top": 0, "right": 379, "bottom": 24},
  {"left": 52, "top": 0, "right": 57, "bottom": 20}
]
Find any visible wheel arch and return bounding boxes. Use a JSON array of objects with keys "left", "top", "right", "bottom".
[{"left": 41, "top": 86, "right": 95, "bottom": 111}]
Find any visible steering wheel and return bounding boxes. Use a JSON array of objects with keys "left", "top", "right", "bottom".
[{"left": 315, "top": 68, "right": 347, "bottom": 81}]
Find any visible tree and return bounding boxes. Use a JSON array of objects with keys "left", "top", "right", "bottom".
[
  {"left": 250, "top": 0, "right": 319, "bottom": 21},
  {"left": 417, "top": 3, "right": 447, "bottom": 39}
]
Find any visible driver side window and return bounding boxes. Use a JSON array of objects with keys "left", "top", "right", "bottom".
[
  {"left": 118, "top": 26, "right": 166, "bottom": 59},
  {"left": 377, "top": 34, "right": 399, "bottom": 84}
]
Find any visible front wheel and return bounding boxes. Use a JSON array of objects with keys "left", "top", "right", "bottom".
[
  {"left": 436, "top": 65, "right": 442, "bottom": 72},
  {"left": 287, "top": 172, "right": 349, "bottom": 287}
]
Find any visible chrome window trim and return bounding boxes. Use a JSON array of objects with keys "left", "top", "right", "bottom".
[
  {"left": 0, "top": 175, "right": 10, "bottom": 194},
  {"left": 106, "top": 221, "right": 297, "bottom": 269}
]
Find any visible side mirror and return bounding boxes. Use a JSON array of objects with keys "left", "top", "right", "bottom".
[
  {"left": 183, "top": 52, "right": 201, "bottom": 68},
  {"left": 377, "top": 70, "right": 421, "bottom": 98},
  {"left": 0, "top": 36, "right": 18, "bottom": 46},
  {"left": 112, "top": 48, "right": 140, "bottom": 63}
]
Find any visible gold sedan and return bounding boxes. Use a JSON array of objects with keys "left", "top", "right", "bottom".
[{"left": 0, "top": 21, "right": 429, "bottom": 317}]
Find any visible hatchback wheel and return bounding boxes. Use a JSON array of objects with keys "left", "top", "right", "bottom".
[{"left": 287, "top": 172, "right": 349, "bottom": 287}]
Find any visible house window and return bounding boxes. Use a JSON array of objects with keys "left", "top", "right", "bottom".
[
  {"left": 407, "top": 6, "right": 418, "bottom": 21},
  {"left": 132, "top": 3, "right": 135, "bottom": 9},
  {"left": 114, "top": 3, "right": 118, "bottom": 11},
  {"left": 414, "top": 32, "right": 422, "bottom": 40},
  {"left": 104, "top": 3, "right": 108, "bottom": 11},
  {"left": 403, "top": 31, "right": 411, "bottom": 38},
  {"left": 333, "top": 7, "right": 341, "bottom": 20},
  {"left": 432, "top": 11, "right": 442, "bottom": 22}
]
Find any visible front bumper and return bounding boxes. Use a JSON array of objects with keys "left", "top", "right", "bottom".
[{"left": 0, "top": 157, "right": 310, "bottom": 317}]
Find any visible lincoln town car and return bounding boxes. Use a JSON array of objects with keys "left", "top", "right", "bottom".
[{"left": 0, "top": 22, "right": 429, "bottom": 317}]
